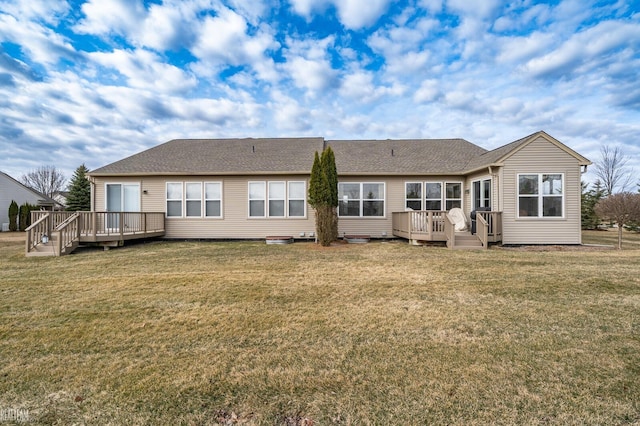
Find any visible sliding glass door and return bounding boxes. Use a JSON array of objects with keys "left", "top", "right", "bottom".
[{"left": 106, "top": 184, "right": 140, "bottom": 229}]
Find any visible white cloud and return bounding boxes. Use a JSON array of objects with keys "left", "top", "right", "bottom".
[
  {"left": 0, "top": 0, "right": 69, "bottom": 25},
  {"left": 367, "top": 17, "right": 439, "bottom": 76},
  {"left": 190, "top": 7, "right": 279, "bottom": 80},
  {"left": 282, "top": 36, "right": 339, "bottom": 94},
  {"left": 0, "top": 13, "right": 79, "bottom": 66},
  {"left": 287, "top": 0, "right": 391, "bottom": 29},
  {"left": 340, "top": 70, "right": 405, "bottom": 103},
  {"left": 269, "top": 90, "right": 312, "bottom": 132},
  {"left": 522, "top": 20, "right": 640, "bottom": 78},
  {"left": 414, "top": 79, "right": 440, "bottom": 103},
  {"left": 446, "top": 0, "right": 501, "bottom": 20},
  {"left": 496, "top": 31, "right": 555, "bottom": 64},
  {"left": 335, "top": 0, "right": 393, "bottom": 29},
  {"left": 89, "top": 49, "right": 197, "bottom": 94},
  {"left": 419, "top": 0, "right": 443, "bottom": 14},
  {"left": 139, "top": 2, "right": 196, "bottom": 51},
  {"left": 285, "top": 56, "right": 338, "bottom": 93},
  {"left": 74, "top": 0, "right": 146, "bottom": 39}
]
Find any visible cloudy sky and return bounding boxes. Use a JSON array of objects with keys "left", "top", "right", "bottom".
[{"left": 1, "top": 0, "right": 638, "bottom": 187}]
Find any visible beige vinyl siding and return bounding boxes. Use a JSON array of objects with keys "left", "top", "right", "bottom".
[
  {"left": 94, "top": 175, "right": 317, "bottom": 239},
  {"left": 501, "top": 136, "right": 583, "bottom": 244},
  {"left": 94, "top": 175, "right": 467, "bottom": 239},
  {"left": 464, "top": 171, "right": 494, "bottom": 215},
  {"left": 337, "top": 176, "right": 463, "bottom": 238}
]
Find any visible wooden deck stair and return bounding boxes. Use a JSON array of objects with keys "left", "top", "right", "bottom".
[
  {"left": 451, "top": 232, "right": 484, "bottom": 250},
  {"left": 27, "top": 241, "right": 57, "bottom": 257}
]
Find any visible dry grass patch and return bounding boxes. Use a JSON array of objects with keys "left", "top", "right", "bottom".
[{"left": 0, "top": 236, "right": 639, "bottom": 424}]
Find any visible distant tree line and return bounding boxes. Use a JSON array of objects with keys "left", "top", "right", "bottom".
[{"left": 583, "top": 144, "right": 640, "bottom": 249}]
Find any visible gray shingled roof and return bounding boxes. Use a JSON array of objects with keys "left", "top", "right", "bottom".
[
  {"left": 327, "top": 139, "right": 487, "bottom": 175},
  {"left": 90, "top": 137, "right": 326, "bottom": 175},
  {"left": 90, "top": 131, "right": 584, "bottom": 177},
  {"left": 462, "top": 133, "right": 531, "bottom": 172}
]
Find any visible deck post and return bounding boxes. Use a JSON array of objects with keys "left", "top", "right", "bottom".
[
  {"left": 120, "top": 212, "right": 124, "bottom": 239},
  {"left": 143, "top": 213, "right": 147, "bottom": 237},
  {"left": 92, "top": 212, "right": 97, "bottom": 239},
  {"left": 77, "top": 213, "right": 82, "bottom": 241}
]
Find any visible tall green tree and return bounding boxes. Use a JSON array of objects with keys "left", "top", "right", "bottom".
[
  {"left": 308, "top": 147, "right": 338, "bottom": 246},
  {"left": 8, "top": 200, "right": 18, "bottom": 231},
  {"left": 581, "top": 180, "right": 604, "bottom": 230},
  {"left": 18, "top": 203, "right": 37, "bottom": 231},
  {"left": 66, "top": 164, "right": 91, "bottom": 211}
]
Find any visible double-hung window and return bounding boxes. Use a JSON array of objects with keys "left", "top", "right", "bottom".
[
  {"left": 166, "top": 183, "right": 183, "bottom": 217},
  {"left": 288, "top": 182, "right": 306, "bottom": 217},
  {"left": 249, "top": 182, "right": 266, "bottom": 217},
  {"left": 268, "top": 182, "right": 286, "bottom": 217},
  {"left": 338, "top": 182, "right": 385, "bottom": 217},
  {"left": 424, "top": 182, "right": 442, "bottom": 210},
  {"left": 518, "top": 174, "right": 563, "bottom": 218},
  {"left": 405, "top": 182, "right": 422, "bottom": 210},
  {"left": 205, "top": 182, "right": 222, "bottom": 217},
  {"left": 185, "top": 183, "right": 202, "bottom": 217},
  {"left": 445, "top": 183, "right": 462, "bottom": 210}
]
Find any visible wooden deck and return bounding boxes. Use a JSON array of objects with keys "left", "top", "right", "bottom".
[
  {"left": 26, "top": 211, "right": 165, "bottom": 256},
  {"left": 392, "top": 210, "right": 502, "bottom": 249}
]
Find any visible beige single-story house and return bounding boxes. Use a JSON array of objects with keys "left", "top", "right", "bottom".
[{"left": 83, "top": 130, "right": 590, "bottom": 246}]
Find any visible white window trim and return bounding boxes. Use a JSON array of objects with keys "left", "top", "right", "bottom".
[
  {"left": 204, "top": 182, "right": 223, "bottom": 219},
  {"left": 472, "top": 177, "right": 492, "bottom": 210},
  {"left": 338, "top": 182, "right": 386, "bottom": 218},
  {"left": 287, "top": 181, "right": 307, "bottom": 218},
  {"left": 405, "top": 181, "right": 423, "bottom": 211},
  {"left": 444, "top": 181, "right": 463, "bottom": 211},
  {"left": 185, "top": 182, "right": 203, "bottom": 218},
  {"left": 421, "top": 181, "right": 463, "bottom": 211},
  {"left": 248, "top": 181, "right": 267, "bottom": 218},
  {"left": 517, "top": 173, "right": 565, "bottom": 219},
  {"left": 249, "top": 181, "right": 308, "bottom": 219},
  {"left": 268, "top": 181, "right": 286, "bottom": 218},
  {"left": 104, "top": 182, "right": 141, "bottom": 211},
  {"left": 166, "top": 182, "right": 183, "bottom": 218}
]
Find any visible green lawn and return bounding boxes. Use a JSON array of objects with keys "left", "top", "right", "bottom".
[{"left": 0, "top": 233, "right": 639, "bottom": 425}]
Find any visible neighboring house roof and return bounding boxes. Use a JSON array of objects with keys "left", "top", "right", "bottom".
[
  {"left": 52, "top": 191, "right": 69, "bottom": 207},
  {"left": 327, "top": 138, "right": 487, "bottom": 175},
  {"left": 89, "top": 131, "right": 591, "bottom": 177},
  {"left": 0, "top": 171, "right": 58, "bottom": 206}
]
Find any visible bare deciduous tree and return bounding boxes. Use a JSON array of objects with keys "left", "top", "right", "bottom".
[
  {"left": 594, "top": 145, "right": 634, "bottom": 195},
  {"left": 594, "top": 192, "right": 640, "bottom": 249},
  {"left": 20, "top": 165, "right": 66, "bottom": 198}
]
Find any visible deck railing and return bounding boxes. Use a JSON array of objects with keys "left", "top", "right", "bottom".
[
  {"left": 54, "top": 212, "right": 81, "bottom": 255},
  {"left": 392, "top": 211, "right": 447, "bottom": 241},
  {"left": 25, "top": 213, "right": 51, "bottom": 253},
  {"left": 476, "top": 211, "right": 502, "bottom": 244},
  {"left": 76, "top": 212, "right": 165, "bottom": 239},
  {"left": 27, "top": 211, "right": 165, "bottom": 256},
  {"left": 444, "top": 213, "right": 455, "bottom": 249}
]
